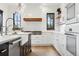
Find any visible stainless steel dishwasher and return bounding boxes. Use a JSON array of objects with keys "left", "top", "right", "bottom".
[{"left": 9, "top": 37, "right": 21, "bottom": 56}]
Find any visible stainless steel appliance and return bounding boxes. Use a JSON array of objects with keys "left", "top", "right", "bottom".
[
  {"left": 65, "top": 23, "right": 79, "bottom": 56},
  {"left": 65, "top": 32, "right": 76, "bottom": 56},
  {"left": 9, "top": 38, "right": 21, "bottom": 56}
]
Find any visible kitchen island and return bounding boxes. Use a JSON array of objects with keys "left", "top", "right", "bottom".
[
  {"left": 0, "top": 35, "right": 21, "bottom": 56},
  {"left": 0, "top": 32, "right": 32, "bottom": 56},
  {"left": 0, "top": 35, "right": 21, "bottom": 45},
  {"left": 16, "top": 32, "right": 32, "bottom": 56}
]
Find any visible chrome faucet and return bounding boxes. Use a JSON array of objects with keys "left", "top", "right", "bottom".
[{"left": 5, "top": 18, "right": 13, "bottom": 35}]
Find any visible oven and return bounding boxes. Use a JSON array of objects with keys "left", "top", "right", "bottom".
[
  {"left": 65, "top": 32, "right": 76, "bottom": 56},
  {"left": 65, "top": 23, "right": 79, "bottom": 56}
]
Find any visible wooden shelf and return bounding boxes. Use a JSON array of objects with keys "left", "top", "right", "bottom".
[{"left": 23, "top": 18, "right": 42, "bottom": 22}]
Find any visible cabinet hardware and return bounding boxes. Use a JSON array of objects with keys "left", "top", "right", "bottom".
[{"left": 1, "top": 49, "right": 7, "bottom": 53}]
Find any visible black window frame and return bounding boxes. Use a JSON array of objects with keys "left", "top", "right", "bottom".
[
  {"left": 47, "top": 13, "right": 55, "bottom": 30},
  {"left": 0, "top": 9, "right": 3, "bottom": 35},
  {"left": 13, "top": 12, "right": 21, "bottom": 30}
]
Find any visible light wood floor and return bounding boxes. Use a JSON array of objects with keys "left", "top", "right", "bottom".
[{"left": 27, "top": 46, "right": 60, "bottom": 56}]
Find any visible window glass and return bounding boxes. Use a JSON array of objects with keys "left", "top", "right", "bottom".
[
  {"left": 13, "top": 11, "right": 21, "bottom": 29},
  {"left": 47, "top": 13, "right": 55, "bottom": 30}
]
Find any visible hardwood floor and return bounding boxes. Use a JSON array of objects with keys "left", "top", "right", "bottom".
[{"left": 27, "top": 46, "right": 60, "bottom": 56}]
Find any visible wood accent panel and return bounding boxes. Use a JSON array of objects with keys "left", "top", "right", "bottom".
[{"left": 23, "top": 18, "right": 42, "bottom": 22}]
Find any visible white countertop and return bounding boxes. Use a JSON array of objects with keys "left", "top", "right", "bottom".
[
  {"left": 42, "top": 30, "right": 65, "bottom": 35},
  {"left": 0, "top": 32, "right": 32, "bottom": 46},
  {"left": 16, "top": 32, "right": 32, "bottom": 35},
  {"left": 7, "top": 31, "right": 32, "bottom": 35},
  {"left": 53, "top": 31, "right": 65, "bottom": 34},
  {"left": 0, "top": 35, "right": 21, "bottom": 44},
  {"left": 42, "top": 30, "right": 54, "bottom": 32}
]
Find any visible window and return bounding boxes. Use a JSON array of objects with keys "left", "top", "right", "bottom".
[
  {"left": 0, "top": 10, "right": 3, "bottom": 34},
  {"left": 13, "top": 12, "right": 21, "bottom": 30},
  {"left": 47, "top": 13, "right": 55, "bottom": 30}
]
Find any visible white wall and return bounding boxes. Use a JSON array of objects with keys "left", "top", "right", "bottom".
[
  {"left": 0, "top": 4, "right": 10, "bottom": 35},
  {"left": 0, "top": 3, "right": 61, "bottom": 32},
  {"left": 59, "top": 3, "right": 66, "bottom": 33},
  {"left": 22, "top": 3, "right": 60, "bottom": 31},
  {"left": 0, "top": 3, "right": 21, "bottom": 35},
  {"left": 20, "top": 3, "right": 61, "bottom": 45}
]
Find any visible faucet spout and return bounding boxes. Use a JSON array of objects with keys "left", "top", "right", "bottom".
[{"left": 5, "top": 18, "right": 13, "bottom": 35}]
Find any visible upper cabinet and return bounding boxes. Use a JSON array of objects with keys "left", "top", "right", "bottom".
[
  {"left": 23, "top": 18, "right": 42, "bottom": 22},
  {"left": 64, "top": 3, "right": 76, "bottom": 24},
  {"left": 66, "top": 3, "right": 75, "bottom": 20},
  {"left": 64, "top": 3, "right": 79, "bottom": 24}
]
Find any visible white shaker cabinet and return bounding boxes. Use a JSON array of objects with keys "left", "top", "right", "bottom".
[
  {"left": 31, "top": 35, "right": 51, "bottom": 45},
  {"left": 31, "top": 31, "right": 54, "bottom": 45},
  {"left": 53, "top": 32, "right": 66, "bottom": 56}
]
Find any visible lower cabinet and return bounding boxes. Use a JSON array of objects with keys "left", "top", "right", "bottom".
[
  {"left": 0, "top": 42, "right": 9, "bottom": 56},
  {"left": 31, "top": 35, "right": 50, "bottom": 45},
  {"left": 53, "top": 33, "right": 66, "bottom": 56}
]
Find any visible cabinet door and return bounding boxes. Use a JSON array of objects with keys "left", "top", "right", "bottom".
[
  {"left": 75, "top": 4, "right": 79, "bottom": 22},
  {"left": 9, "top": 42, "right": 20, "bottom": 56},
  {"left": 31, "top": 35, "right": 41, "bottom": 44},
  {"left": 31, "top": 35, "right": 49, "bottom": 45},
  {"left": 54, "top": 33, "right": 66, "bottom": 55}
]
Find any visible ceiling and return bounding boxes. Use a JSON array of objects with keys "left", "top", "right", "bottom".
[
  {"left": 25, "top": 3, "right": 61, "bottom": 7},
  {"left": 1, "top": 3, "right": 61, "bottom": 8}
]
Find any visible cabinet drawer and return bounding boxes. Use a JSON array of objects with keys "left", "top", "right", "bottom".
[
  {"left": 31, "top": 35, "right": 42, "bottom": 39},
  {"left": 0, "top": 49, "right": 8, "bottom": 56},
  {"left": 0, "top": 43, "right": 9, "bottom": 50},
  {"left": 32, "top": 40, "right": 40, "bottom": 44},
  {"left": 0, "top": 42, "right": 9, "bottom": 56}
]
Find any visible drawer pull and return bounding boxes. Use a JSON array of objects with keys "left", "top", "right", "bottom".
[{"left": 1, "top": 49, "right": 7, "bottom": 53}]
